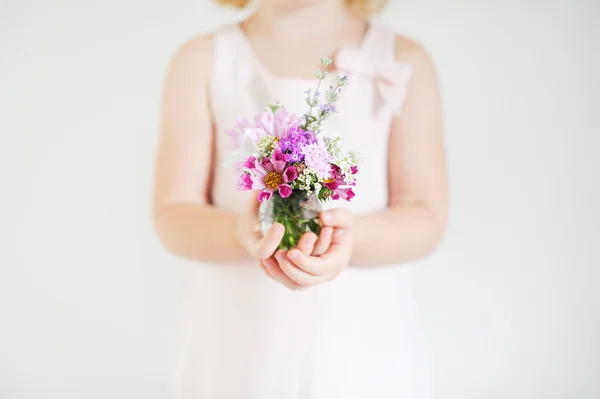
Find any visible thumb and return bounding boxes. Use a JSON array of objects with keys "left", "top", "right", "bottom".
[{"left": 320, "top": 208, "right": 354, "bottom": 229}]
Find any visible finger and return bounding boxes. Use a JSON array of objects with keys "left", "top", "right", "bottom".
[
  {"left": 290, "top": 227, "right": 353, "bottom": 275},
  {"left": 312, "top": 226, "right": 333, "bottom": 256},
  {"left": 286, "top": 247, "right": 326, "bottom": 276},
  {"left": 243, "top": 191, "right": 261, "bottom": 227},
  {"left": 320, "top": 208, "right": 354, "bottom": 229},
  {"left": 320, "top": 228, "right": 353, "bottom": 264},
  {"left": 252, "top": 223, "right": 284, "bottom": 259},
  {"left": 296, "top": 232, "right": 318, "bottom": 255},
  {"left": 243, "top": 192, "right": 265, "bottom": 246},
  {"left": 275, "top": 250, "right": 326, "bottom": 287},
  {"left": 263, "top": 255, "right": 303, "bottom": 291}
]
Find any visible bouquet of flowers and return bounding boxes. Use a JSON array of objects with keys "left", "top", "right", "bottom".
[{"left": 226, "top": 57, "right": 360, "bottom": 250}]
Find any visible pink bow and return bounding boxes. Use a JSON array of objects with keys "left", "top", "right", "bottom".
[{"left": 336, "top": 47, "right": 413, "bottom": 115}]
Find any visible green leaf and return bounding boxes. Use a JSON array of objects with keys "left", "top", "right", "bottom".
[{"left": 267, "top": 103, "right": 282, "bottom": 113}]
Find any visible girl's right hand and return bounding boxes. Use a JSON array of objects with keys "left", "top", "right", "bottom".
[{"left": 236, "top": 192, "right": 285, "bottom": 260}]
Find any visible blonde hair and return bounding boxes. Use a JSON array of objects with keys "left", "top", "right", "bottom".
[{"left": 214, "top": 0, "right": 387, "bottom": 19}]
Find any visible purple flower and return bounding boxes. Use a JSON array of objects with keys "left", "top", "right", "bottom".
[
  {"left": 320, "top": 103, "right": 337, "bottom": 113},
  {"left": 300, "top": 129, "right": 318, "bottom": 145},
  {"left": 279, "top": 137, "right": 295, "bottom": 152},
  {"left": 279, "top": 127, "right": 312, "bottom": 161},
  {"left": 287, "top": 153, "right": 301, "bottom": 162}
]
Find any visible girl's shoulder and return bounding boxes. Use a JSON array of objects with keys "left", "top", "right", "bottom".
[
  {"left": 166, "top": 23, "right": 244, "bottom": 75},
  {"left": 169, "top": 33, "right": 215, "bottom": 69},
  {"left": 391, "top": 32, "right": 437, "bottom": 77},
  {"left": 163, "top": 33, "right": 216, "bottom": 88},
  {"left": 392, "top": 32, "right": 431, "bottom": 65},
  {"left": 365, "top": 23, "right": 435, "bottom": 72}
]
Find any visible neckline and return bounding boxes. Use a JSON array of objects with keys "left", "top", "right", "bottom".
[{"left": 230, "top": 22, "right": 375, "bottom": 85}]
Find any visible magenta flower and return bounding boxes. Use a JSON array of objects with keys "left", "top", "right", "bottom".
[
  {"left": 244, "top": 156, "right": 256, "bottom": 169},
  {"left": 324, "top": 165, "right": 356, "bottom": 202},
  {"left": 278, "top": 184, "right": 293, "bottom": 198},
  {"left": 237, "top": 173, "right": 253, "bottom": 191},
  {"left": 331, "top": 187, "right": 355, "bottom": 201},
  {"left": 283, "top": 166, "right": 298, "bottom": 182}
]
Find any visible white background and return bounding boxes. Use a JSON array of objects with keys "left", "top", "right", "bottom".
[{"left": 1, "top": 0, "right": 599, "bottom": 398}]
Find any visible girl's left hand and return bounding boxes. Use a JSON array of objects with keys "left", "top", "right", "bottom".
[{"left": 260, "top": 208, "right": 354, "bottom": 290}]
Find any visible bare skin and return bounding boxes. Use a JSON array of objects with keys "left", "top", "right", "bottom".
[{"left": 152, "top": 0, "right": 447, "bottom": 290}]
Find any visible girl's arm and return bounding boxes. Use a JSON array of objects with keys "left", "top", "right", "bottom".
[
  {"left": 152, "top": 37, "right": 283, "bottom": 264},
  {"left": 352, "top": 37, "right": 448, "bottom": 266}
]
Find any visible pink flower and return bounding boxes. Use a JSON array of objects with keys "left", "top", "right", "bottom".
[
  {"left": 224, "top": 117, "right": 255, "bottom": 149},
  {"left": 245, "top": 152, "right": 296, "bottom": 201},
  {"left": 233, "top": 161, "right": 243, "bottom": 176},
  {"left": 224, "top": 108, "right": 300, "bottom": 152},
  {"left": 271, "top": 149, "right": 288, "bottom": 170},
  {"left": 258, "top": 107, "right": 300, "bottom": 139}
]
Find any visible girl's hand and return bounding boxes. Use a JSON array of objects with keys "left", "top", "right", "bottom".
[
  {"left": 260, "top": 209, "right": 354, "bottom": 290},
  {"left": 237, "top": 193, "right": 285, "bottom": 260}
]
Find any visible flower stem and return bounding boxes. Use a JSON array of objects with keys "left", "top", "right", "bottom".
[{"left": 269, "top": 191, "right": 322, "bottom": 250}]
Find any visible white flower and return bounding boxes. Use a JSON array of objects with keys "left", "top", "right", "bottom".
[{"left": 256, "top": 135, "right": 278, "bottom": 157}]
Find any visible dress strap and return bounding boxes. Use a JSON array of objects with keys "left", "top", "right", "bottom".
[
  {"left": 210, "top": 24, "right": 239, "bottom": 108},
  {"left": 209, "top": 24, "right": 271, "bottom": 124},
  {"left": 336, "top": 23, "right": 413, "bottom": 116},
  {"left": 360, "top": 23, "right": 396, "bottom": 62}
]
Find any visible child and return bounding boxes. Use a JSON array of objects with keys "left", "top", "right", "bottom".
[{"left": 153, "top": 0, "right": 447, "bottom": 397}]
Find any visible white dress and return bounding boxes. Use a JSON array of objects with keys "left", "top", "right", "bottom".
[{"left": 170, "top": 23, "right": 434, "bottom": 399}]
